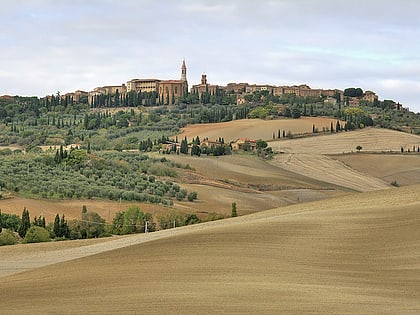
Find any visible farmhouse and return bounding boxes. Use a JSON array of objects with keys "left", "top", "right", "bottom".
[
  {"left": 201, "top": 139, "right": 223, "bottom": 148},
  {"left": 231, "top": 138, "right": 256, "bottom": 151}
]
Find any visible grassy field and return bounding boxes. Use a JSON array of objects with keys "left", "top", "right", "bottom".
[{"left": 1, "top": 184, "right": 419, "bottom": 314}]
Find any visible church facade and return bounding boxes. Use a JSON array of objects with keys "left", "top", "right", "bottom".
[
  {"left": 88, "top": 60, "right": 188, "bottom": 105},
  {"left": 157, "top": 60, "right": 188, "bottom": 105}
]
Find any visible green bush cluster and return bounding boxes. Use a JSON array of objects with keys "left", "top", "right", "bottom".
[
  {"left": 0, "top": 229, "right": 18, "bottom": 245},
  {"left": 23, "top": 226, "right": 50, "bottom": 243},
  {"left": 111, "top": 206, "right": 155, "bottom": 235}
]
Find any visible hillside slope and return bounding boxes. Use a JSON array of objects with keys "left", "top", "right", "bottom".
[
  {"left": 271, "top": 127, "right": 420, "bottom": 155},
  {"left": 272, "top": 153, "right": 390, "bottom": 191},
  {"left": 269, "top": 128, "right": 420, "bottom": 192},
  {"left": 1, "top": 185, "right": 419, "bottom": 314}
]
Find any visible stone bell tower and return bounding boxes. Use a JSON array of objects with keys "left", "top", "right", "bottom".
[{"left": 181, "top": 59, "right": 187, "bottom": 82}]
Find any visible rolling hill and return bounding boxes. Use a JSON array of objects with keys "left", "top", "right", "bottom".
[
  {"left": 1, "top": 121, "right": 420, "bottom": 314},
  {"left": 0, "top": 184, "right": 419, "bottom": 314}
]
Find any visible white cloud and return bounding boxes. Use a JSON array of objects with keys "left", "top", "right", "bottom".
[
  {"left": 1, "top": 0, "right": 420, "bottom": 112},
  {"left": 178, "top": 2, "right": 235, "bottom": 13}
]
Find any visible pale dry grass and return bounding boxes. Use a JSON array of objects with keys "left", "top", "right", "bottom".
[{"left": 0, "top": 185, "right": 419, "bottom": 314}]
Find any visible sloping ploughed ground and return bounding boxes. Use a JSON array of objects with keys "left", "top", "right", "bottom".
[
  {"left": 269, "top": 128, "right": 420, "bottom": 192},
  {"left": 335, "top": 154, "right": 420, "bottom": 187},
  {"left": 1, "top": 185, "right": 419, "bottom": 314},
  {"left": 178, "top": 117, "right": 341, "bottom": 142},
  {"left": 271, "top": 127, "right": 420, "bottom": 155},
  {"left": 272, "top": 153, "right": 390, "bottom": 192}
]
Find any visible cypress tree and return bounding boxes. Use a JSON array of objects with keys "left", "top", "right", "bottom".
[
  {"left": 59, "top": 145, "right": 64, "bottom": 160},
  {"left": 231, "top": 202, "right": 237, "bottom": 218},
  {"left": 18, "top": 208, "right": 31, "bottom": 238},
  {"left": 53, "top": 213, "right": 60, "bottom": 237},
  {"left": 180, "top": 137, "right": 188, "bottom": 154},
  {"left": 60, "top": 214, "right": 69, "bottom": 238}
]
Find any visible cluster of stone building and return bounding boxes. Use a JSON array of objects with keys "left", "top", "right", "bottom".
[{"left": 65, "top": 60, "right": 382, "bottom": 107}]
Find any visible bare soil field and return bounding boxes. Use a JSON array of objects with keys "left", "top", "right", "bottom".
[
  {"left": 178, "top": 117, "right": 340, "bottom": 142},
  {"left": 271, "top": 153, "right": 390, "bottom": 192},
  {"left": 335, "top": 153, "right": 420, "bottom": 187},
  {"left": 1, "top": 185, "right": 419, "bottom": 314},
  {"left": 163, "top": 153, "right": 346, "bottom": 215},
  {"left": 175, "top": 124, "right": 420, "bottom": 192},
  {"left": 271, "top": 127, "right": 420, "bottom": 155},
  {"left": 267, "top": 128, "right": 420, "bottom": 192}
]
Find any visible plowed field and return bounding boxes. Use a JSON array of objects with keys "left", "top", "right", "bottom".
[{"left": 1, "top": 185, "right": 419, "bottom": 314}]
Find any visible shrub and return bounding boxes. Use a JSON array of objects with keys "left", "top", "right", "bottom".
[
  {"left": 175, "top": 188, "right": 188, "bottom": 201},
  {"left": 23, "top": 226, "right": 50, "bottom": 243},
  {"left": 187, "top": 191, "right": 198, "bottom": 202},
  {"left": 158, "top": 211, "right": 184, "bottom": 230},
  {"left": 390, "top": 180, "right": 400, "bottom": 187},
  {"left": 0, "top": 229, "right": 18, "bottom": 246},
  {"left": 184, "top": 213, "right": 200, "bottom": 225},
  {"left": 204, "top": 212, "right": 225, "bottom": 222}
]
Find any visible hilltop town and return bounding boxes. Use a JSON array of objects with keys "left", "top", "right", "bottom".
[{"left": 62, "top": 60, "right": 399, "bottom": 110}]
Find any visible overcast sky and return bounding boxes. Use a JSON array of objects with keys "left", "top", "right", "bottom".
[{"left": 1, "top": 0, "right": 420, "bottom": 112}]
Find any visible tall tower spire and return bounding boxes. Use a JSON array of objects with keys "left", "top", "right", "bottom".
[{"left": 181, "top": 59, "right": 187, "bottom": 82}]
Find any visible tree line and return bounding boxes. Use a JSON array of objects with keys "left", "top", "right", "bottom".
[{"left": 0, "top": 205, "right": 225, "bottom": 246}]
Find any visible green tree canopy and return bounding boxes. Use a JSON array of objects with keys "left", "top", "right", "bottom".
[
  {"left": 23, "top": 226, "right": 50, "bottom": 243},
  {"left": 344, "top": 87, "right": 363, "bottom": 97}
]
